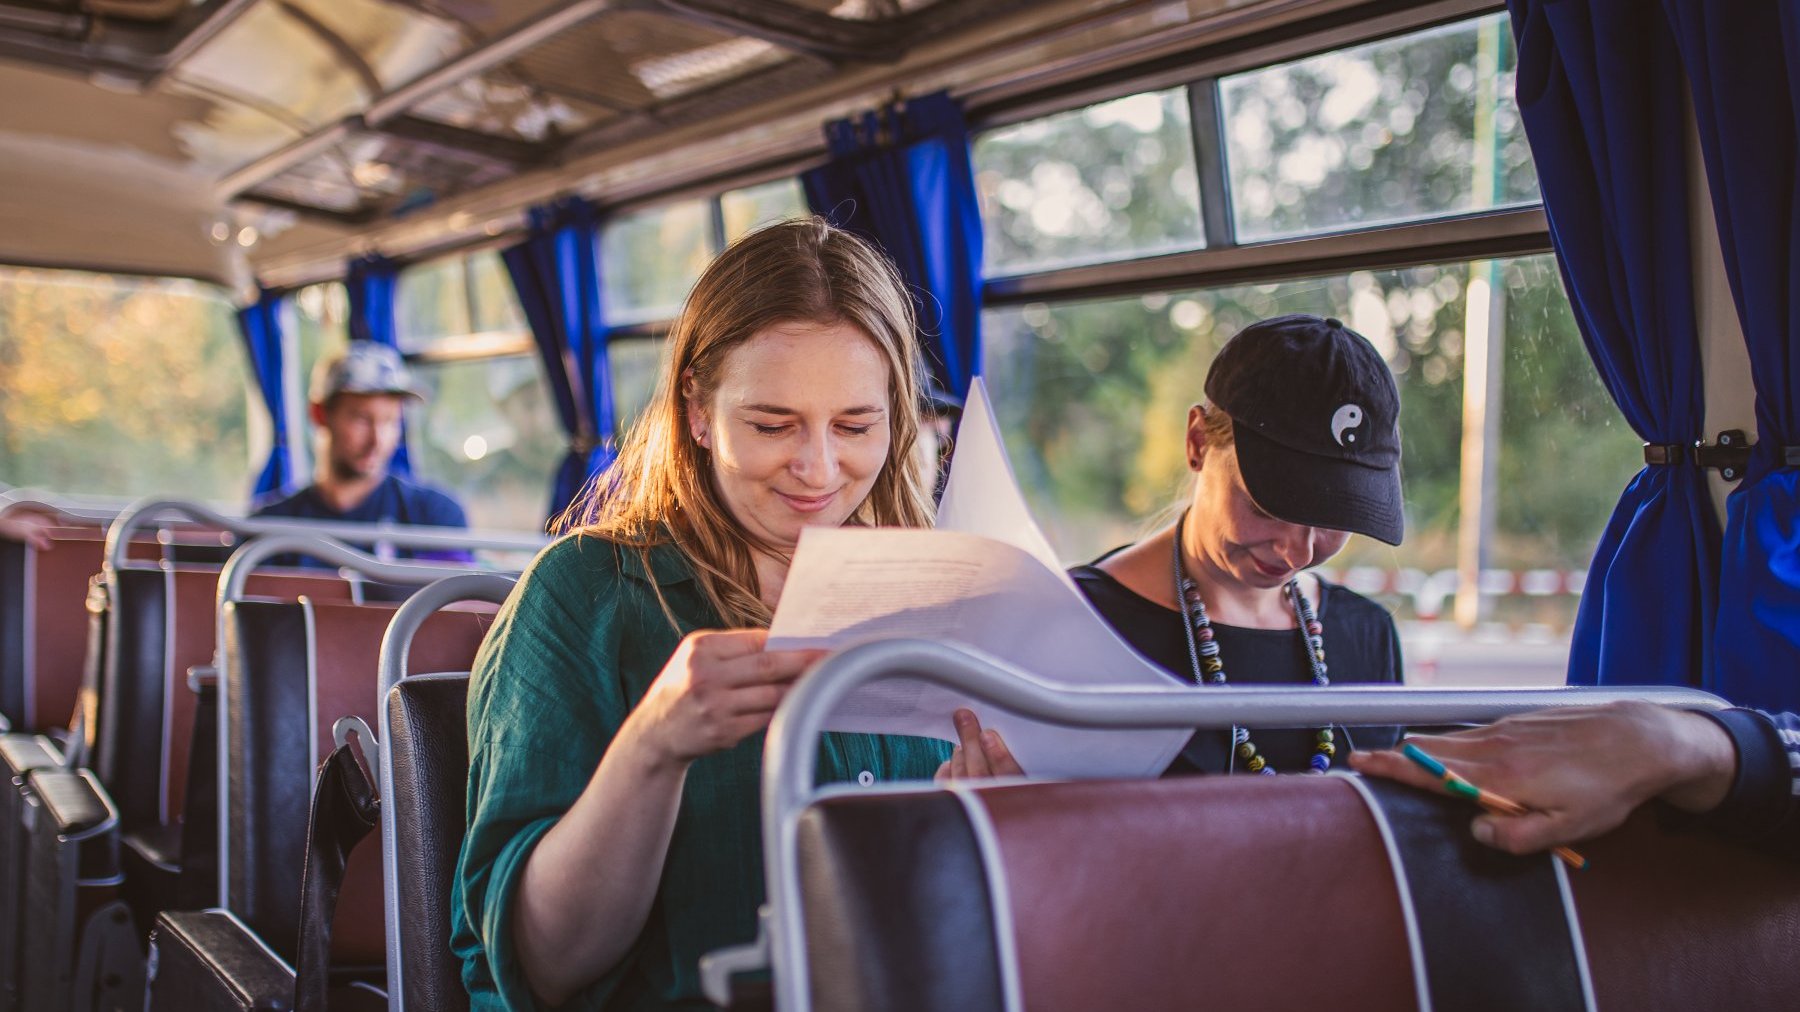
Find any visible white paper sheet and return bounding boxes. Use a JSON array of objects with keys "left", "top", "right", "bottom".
[{"left": 767, "top": 380, "right": 1190, "bottom": 778}]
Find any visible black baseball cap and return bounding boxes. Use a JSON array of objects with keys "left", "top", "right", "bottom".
[{"left": 1203, "top": 314, "right": 1405, "bottom": 546}]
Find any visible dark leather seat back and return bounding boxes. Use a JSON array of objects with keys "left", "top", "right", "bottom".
[
  {"left": 223, "top": 597, "right": 490, "bottom": 965},
  {"left": 386, "top": 674, "right": 471, "bottom": 1012},
  {"left": 798, "top": 775, "right": 1800, "bottom": 1011},
  {"left": 0, "top": 525, "right": 105, "bottom": 733},
  {"left": 98, "top": 565, "right": 351, "bottom": 832}
]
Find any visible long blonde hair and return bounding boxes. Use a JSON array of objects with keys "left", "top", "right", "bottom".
[{"left": 559, "top": 216, "right": 934, "bottom": 626}]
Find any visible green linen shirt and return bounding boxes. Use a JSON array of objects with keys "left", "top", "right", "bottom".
[{"left": 452, "top": 533, "right": 951, "bottom": 1011}]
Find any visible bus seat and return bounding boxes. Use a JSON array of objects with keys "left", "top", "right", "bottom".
[
  {"left": 0, "top": 525, "right": 105, "bottom": 733},
  {"left": 792, "top": 774, "right": 1800, "bottom": 1011},
  {"left": 0, "top": 733, "right": 63, "bottom": 1011},
  {"left": 101, "top": 565, "right": 352, "bottom": 938},
  {"left": 145, "top": 908, "right": 296, "bottom": 1011},
  {"left": 219, "top": 596, "right": 491, "bottom": 967},
  {"left": 382, "top": 674, "right": 470, "bottom": 1012},
  {"left": 15, "top": 766, "right": 139, "bottom": 1011}
]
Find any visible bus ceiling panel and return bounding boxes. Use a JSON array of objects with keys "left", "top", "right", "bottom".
[
  {"left": 170, "top": 0, "right": 465, "bottom": 138},
  {"left": 511, "top": 10, "right": 800, "bottom": 108},
  {"left": 404, "top": 77, "right": 616, "bottom": 143},
  {"left": 0, "top": 138, "right": 249, "bottom": 288},
  {"left": 0, "top": 0, "right": 258, "bottom": 85},
  {"left": 243, "top": 127, "right": 519, "bottom": 222}
]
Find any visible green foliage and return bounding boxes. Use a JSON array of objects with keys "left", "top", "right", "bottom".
[{"left": 0, "top": 268, "right": 253, "bottom": 501}]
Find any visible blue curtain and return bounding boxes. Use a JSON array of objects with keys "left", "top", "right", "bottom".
[
  {"left": 1506, "top": 0, "right": 1719, "bottom": 688},
  {"left": 500, "top": 196, "right": 615, "bottom": 522},
  {"left": 343, "top": 254, "right": 412, "bottom": 475},
  {"left": 802, "top": 91, "right": 984, "bottom": 398},
  {"left": 1663, "top": 1, "right": 1800, "bottom": 711},
  {"left": 237, "top": 288, "right": 294, "bottom": 500}
]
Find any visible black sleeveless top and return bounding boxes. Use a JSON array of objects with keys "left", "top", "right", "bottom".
[{"left": 1070, "top": 562, "right": 1405, "bottom": 775}]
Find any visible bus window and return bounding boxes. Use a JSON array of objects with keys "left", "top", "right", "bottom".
[
  {"left": 601, "top": 199, "right": 713, "bottom": 328},
  {"left": 609, "top": 336, "right": 667, "bottom": 438},
  {"left": 975, "top": 88, "right": 1204, "bottom": 276},
  {"left": 983, "top": 254, "right": 1636, "bottom": 686},
  {"left": 396, "top": 250, "right": 560, "bottom": 530},
  {"left": 0, "top": 268, "right": 257, "bottom": 502},
  {"left": 1221, "top": 12, "right": 1537, "bottom": 242},
  {"left": 283, "top": 281, "right": 349, "bottom": 482},
  {"left": 408, "top": 354, "right": 563, "bottom": 531},
  {"left": 722, "top": 178, "right": 807, "bottom": 243}
]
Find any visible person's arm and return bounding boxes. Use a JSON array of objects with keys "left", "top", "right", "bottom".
[
  {"left": 1689, "top": 708, "right": 1800, "bottom": 854},
  {"left": 0, "top": 512, "right": 53, "bottom": 550},
  {"left": 458, "top": 544, "right": 822, "bottom": 1009},
  {"left": 1349, "top": 701, "right": 1744, "bottom": 854},
  {"left": 511, "top": 628, "right": 821, "bottom": 1005}
]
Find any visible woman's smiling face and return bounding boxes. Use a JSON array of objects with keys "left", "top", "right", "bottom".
[{"left": 689, "top": 319, "right": 893, "bottom": 552}]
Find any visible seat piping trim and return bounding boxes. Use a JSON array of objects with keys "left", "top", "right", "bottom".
[
  {"left": 1342, "top": 773, "right": 1433, "bottom": 1012},
  {"left": 946, "top": 784, "right": 1024, "bottom": 1012},
  {"left": 1551, "top": 854, "right": 1598, "bottom": 1011}
]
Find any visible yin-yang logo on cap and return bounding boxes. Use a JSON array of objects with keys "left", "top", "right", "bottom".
[{"left": 1330, "top": 404, "right": 1365, "bottom": 446}]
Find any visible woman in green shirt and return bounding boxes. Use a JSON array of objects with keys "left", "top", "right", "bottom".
[{"left": 452, "top": 218, "right": 964, "bottom": 1010}]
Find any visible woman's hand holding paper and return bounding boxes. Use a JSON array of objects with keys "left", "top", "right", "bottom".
[{"left": 936, "top": 707, "right": 1026, "bottom": 780}]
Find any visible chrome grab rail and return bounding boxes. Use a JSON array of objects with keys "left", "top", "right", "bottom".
[
  {"left": 374, "top": 572, "right": 517, "bottom": 707},
  {"left": 104, "top": 495, "right": 548, "bottom": 573},
  {"left": 758, "top": 638, "right": 1729, "bottom": 1011},
  {"left": 375, "top": 573, "right": 516, "bottom": 1012}
]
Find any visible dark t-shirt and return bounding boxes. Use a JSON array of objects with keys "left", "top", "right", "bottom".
[
  {"left": 252, "top": 473, "right": 473, "bottom": 564},
  {"left": 1071, "top": 562, "right": 1404, "bottom": 775}
]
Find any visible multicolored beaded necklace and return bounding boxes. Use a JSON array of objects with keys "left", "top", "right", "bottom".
[{"left": 1171, "top": 514, "right": 1337, "bottom": 775}]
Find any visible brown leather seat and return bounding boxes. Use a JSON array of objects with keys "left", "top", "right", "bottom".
[
  {"left": 103, "top": 565, "right": 352, "bottom": 935},
  {"left": 220, "top": 597, "right": 491, "bottom": 966},
  {"left": 148, "top": 595, "right": 491, "bottom": 1011},
  {"left": 797, "top": 774, "right": 1800, "bottom": 1011},
  {"left": 0, "top": 524, "right": 105, "bottom": 734}
]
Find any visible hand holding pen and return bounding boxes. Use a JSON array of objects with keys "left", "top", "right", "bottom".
[
  {"left": 1348, "top": 701, "right": 1739, "bottom": 860},
  {"left": 1399, "top": 742, "right": 1587, "bottom": 870}
]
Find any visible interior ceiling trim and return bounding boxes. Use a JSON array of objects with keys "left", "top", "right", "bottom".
[{"left": 248, "top": 0, "right": 1470, "bottom": 288}]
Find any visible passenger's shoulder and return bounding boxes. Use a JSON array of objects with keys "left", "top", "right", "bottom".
[
  {"left": 390, "top": 474, "right": 467, "bottom": 524},
  {"left": 522, "top": 533, "right": 627, "bottom": 594},
  {"left": 1319, "top": 580, "right": 1397, "bottom": 630},
  {"left": 249, "top": 485, "right": 310, "bottom": 516}
]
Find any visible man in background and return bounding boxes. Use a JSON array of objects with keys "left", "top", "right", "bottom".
[{"left": 253, "top": 342, "right": 471, "bottom": 562}]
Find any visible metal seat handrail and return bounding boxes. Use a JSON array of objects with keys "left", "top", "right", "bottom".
[
  {"left": 374, "top": 572, "right": 516, "bottom": 1012},
  {"left": 0, "top": 487, "right": 132, "bottom": 525},
  {"left": 103, "top": 495, "right": 548, "bottom": 573},
  {"left": 759, "top": 638, "right": 1730, "bottom": 1011}
]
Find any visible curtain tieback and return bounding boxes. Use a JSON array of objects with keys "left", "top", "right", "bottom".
[{"left": 1643, "top": 429, "right": 1751, "bottom": 481}]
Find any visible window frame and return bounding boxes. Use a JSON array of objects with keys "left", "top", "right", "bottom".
[{"left": 968, "top": 1, "right": 1547, "bottom": 304}]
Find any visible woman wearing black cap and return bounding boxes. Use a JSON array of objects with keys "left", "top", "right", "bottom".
[{"left": 944, "top": 314, "right": 1407, "bottom": 779}]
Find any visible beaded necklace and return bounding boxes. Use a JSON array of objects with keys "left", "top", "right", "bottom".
[{"left": 1171, "top": 514, "right": 1337, "bottom": 774}]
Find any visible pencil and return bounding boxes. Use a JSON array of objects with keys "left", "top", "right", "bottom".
[{"left": 1399, "top": 743, "right": 1587, "bottom": 870}]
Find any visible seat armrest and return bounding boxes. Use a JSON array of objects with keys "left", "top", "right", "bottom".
[
  {"left": 0, "top": 732, "right": 63, "bottom": 780},
  {"left": 147, "top": 909, "right": 295, "bottom": 1012}
]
